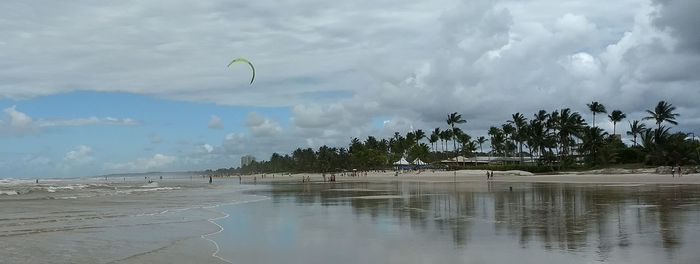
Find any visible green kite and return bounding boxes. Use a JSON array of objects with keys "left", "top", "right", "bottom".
[{"left": 227, "top": 58, "right": 256, "bottom": 85}]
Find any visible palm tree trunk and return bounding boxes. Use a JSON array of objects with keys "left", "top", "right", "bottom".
[{"left": 519, "top": 142, "right": 523, "bottom": 164}]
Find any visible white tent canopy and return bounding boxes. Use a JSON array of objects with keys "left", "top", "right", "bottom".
[
  {"left": 413, "top": 159, "right": 427, "bottom": 165},
  {"left": 393, "top": 157, "right": 409, "bottom": 165}
]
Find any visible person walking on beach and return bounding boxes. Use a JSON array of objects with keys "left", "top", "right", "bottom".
[
  {"left": 678, "top": 165, "right": 682, "bottom": 177},
  {"left": 209, "top": 175, "right": 213, "bottom": 184}
]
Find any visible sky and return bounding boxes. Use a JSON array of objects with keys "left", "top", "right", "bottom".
[{"left": 1, "top": 0, "right": 699, "bottom": 178}]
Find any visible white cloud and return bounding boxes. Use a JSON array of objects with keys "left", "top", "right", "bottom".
[
  {"left": 202, "top": 143, "right": 214, "bottom": 153},
  {"left": 1, "top": 105, "right": 37, "bottom": 134},
  {"left": 208, "top": 115, "right": 223, "bottom": 129},
  {"left": 104, "top": 154, "right": 177, "bottom": 172},
  {"left": 0, "top": 106, "right": 137, "bottom": 136},
  {"left": 39, "top": 117, "right": 138, "bottom": 127},
  {"left": 63, "top": 145, "right": 94, "bottom": 164},
  {"left": 246, "top": 112, "right": 282, "bottom": 138},
  {"left": 561, "top": 52, "right": 601, "bottom": 79}
]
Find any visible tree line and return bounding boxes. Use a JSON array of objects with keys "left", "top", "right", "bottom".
[{"left": 206, "top": 100, "right": 700, "bottom": 175}]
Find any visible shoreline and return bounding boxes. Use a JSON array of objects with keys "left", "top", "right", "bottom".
[{"left": 229, "top": 170, "right": 700, "bottom": 185}]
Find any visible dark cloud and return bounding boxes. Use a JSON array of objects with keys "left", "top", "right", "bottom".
[{"left": 652, "top": 0, "right": 700, "bottom": 52}]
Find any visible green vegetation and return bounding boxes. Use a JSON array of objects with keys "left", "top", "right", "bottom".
[{"left": 207, "top": 100, "right": 700, "bottom": 175}]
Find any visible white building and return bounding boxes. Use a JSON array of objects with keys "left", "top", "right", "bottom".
[{"left": 241, "top": 155, "right": 256, "bottom": 167}]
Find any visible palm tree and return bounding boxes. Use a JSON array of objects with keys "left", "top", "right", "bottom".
[
  {"left": 456, "top": 132, "right": 471, "bottom": 155},
  {"left": 508, "top": 112, "right": 528, "bottom": 163},
  {"left": 608, "top": 110, "right": 626, "bottom": 135},
  {"left": 488, "top": 127, "right": 505, "bottom": 157},
  {"left": 528, "top": 119, "right": 549, "bottom": 162},
  {"left": 476, "top": 136, "right": 488, "bottom": 154},
  {"left": 643, "top": 100, "right": 679, "bottom": 131},
  {"left": 414, "top": 129, "right": 426, "bottom": 145},
  {"left": 580, "top": 126, "right": 609, "bottom": 165},
  {"left": 587, "top": 101, "right": 607, "bottom": 127},
  {"left": 440, "top": 129, "right": 453, "bottom": 152},
  {"left": 626, "top": 120, "right": 646, "bottom": 147},
  {"left": 501, "top": 123, "right": 516, "bottom": 157},
  {"left": 534, "top": 110, "right": 549, "bottom": 123},
  {"left": 429, "top": 129, "right": 440, "bottom": 153},
  {"left": 556, "top": 108, "right": 586, "bottom": 158},
  {"left": 446, "top": 112, "right": 466, "bottom": 155}
]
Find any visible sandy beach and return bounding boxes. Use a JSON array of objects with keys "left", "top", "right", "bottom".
[
  {"left": 236, "top": 169, "right": 700, "bottom": 185},
  {"left": 2, "top": 170, "right": 699, "bottom": 263}
]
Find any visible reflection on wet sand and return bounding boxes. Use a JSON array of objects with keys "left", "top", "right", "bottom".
[{"left": 236, "top": 182, "right": 700, "bottom": 263}]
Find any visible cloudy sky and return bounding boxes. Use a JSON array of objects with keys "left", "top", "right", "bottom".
[{"left": 1, "top": 0, "right": 699, "bottom": 178}]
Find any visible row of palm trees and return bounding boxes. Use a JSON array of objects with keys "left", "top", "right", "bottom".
[
  {"left": 216, "top": 100, "right": 695, "bottom": 174},
  {"left": 415, "top": 100, "right": 690, "bottom": 166}
]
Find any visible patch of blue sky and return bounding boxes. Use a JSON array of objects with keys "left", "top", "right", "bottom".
[{"left": 0, "top": 91, "right": 293, "bottom": 176}]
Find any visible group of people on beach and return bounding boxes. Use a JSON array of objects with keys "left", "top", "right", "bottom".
[
  {"left": 486, "top": 171, "right": 495, "bottom": 180},
  {"left": 672, "top": 165, "right": 684, "bottom": 177},
  {"left": 321, "top": 173, "right": 337, "bottom": 182}
]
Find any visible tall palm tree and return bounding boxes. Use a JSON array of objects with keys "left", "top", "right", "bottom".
[
  {"left": 626, "top": 120, "right": 646, "bottom": 147},
  {"left": 476, "top": 136, "right": 488, "bottom": 154},
  {"left": 429, "top": 129, "right": 440, "bottom": 153},
  {"left": 587, "top": 101, "right": 607, "bottom": 127},
  {"left": 501, "top": 123, "right": 516, "bottom": 157},
  {"left": 580, "top": 126, "right": 609, "bottom": 165},
  {"left": 556, "top": 108, "right": 586, "bottom": 157},
  {"left": 446, "top": 112, "right": 466, "bottom": 155},
  {"left": 534, "top": 110, "right": 549, "bottom": 123},
  {"left": 440, "top": 129, "right": 453, "bottom": 152},
  {"left": 456, "top": 132, "right": 471, "bottom": 155},
  {"left": 608, "top": 110, "right": 626, "bottom": 135},
  {"left": 547, "top": 110, "right": 560, "bottom": 155},
  {"left": 414, "top": 129, "right": 426, "bottom": 145},
  {"left": 488, "top": 126, "right": 504, "bottom": 157},
  {"left": 528, "top": 119, "right": 549, "bottom": 161},
  {"left": 643, "top": 100, "right": 679, "bottom": 131},
  {"left": 508, "top": 112, "right": 527, "bottom": 163}
]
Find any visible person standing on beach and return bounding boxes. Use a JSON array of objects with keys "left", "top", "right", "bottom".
[
  {"left": 672, "top": 166, "right": 676, "bottom": 177},
  {"left": 209, "top": 175, "right": 213, "bottom": 184},
  {"left": 678, "top": 165, "right": 682, "bottom": 177}
]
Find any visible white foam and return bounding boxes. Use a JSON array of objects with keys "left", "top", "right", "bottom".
[
  {"left": 0, "top": 190, "right": 19, "bottom": 195},
  {"left": 140, "top": 182, "right": 159, "bottom": 188},
  {"left": 200, "top": 196, "right": 270, "bottom": 264}
]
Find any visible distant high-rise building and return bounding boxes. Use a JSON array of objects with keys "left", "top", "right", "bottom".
[{"left": 241, "top": 155, "right": 256, "bottom": 167}]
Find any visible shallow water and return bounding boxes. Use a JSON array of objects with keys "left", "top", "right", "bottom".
[
  {"left": 0, "top": 177, "right": 260, "bottom": 263},
  {"left": 214, "top": 182, "right": 700, "bottom": 264}
]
